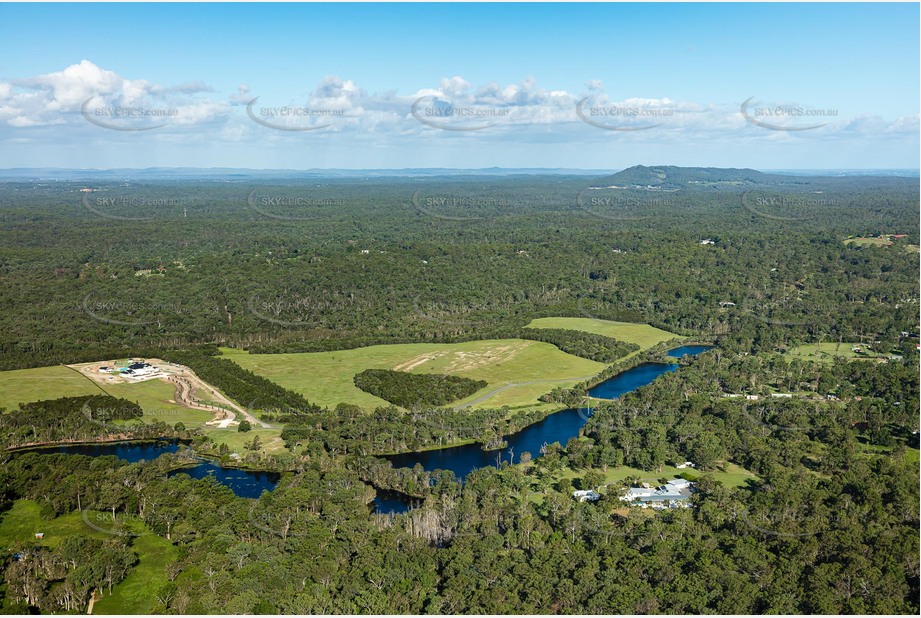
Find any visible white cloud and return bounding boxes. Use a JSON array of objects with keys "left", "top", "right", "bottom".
[{"left": 0, "top": 62, "right": 915, "bottom": 169}]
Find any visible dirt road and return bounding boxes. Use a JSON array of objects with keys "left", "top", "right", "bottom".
[{"left": 166, "top": 369, "right": 271, "bottom": 428}]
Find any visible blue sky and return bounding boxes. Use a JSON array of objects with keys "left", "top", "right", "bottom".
[{"left": 0, "top": 2, "right": 917, "bottom": 170}]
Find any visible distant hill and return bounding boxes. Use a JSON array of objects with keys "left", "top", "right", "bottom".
[{"left": 591, "top": 165, "right": 778, "bottom": 190}]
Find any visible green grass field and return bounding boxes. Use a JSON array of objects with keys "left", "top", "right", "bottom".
[
  {"left": 786, "top": 342, "right": 886, "bottom": 363},
  {"left": 0, "top": 499, "right": 95, "bottom": 550},
  {"left": 99, "top": 379, "right": 213, "bottom": 427},
  {"left": 844, "top": 236, "right": 894, "bottom": 248},
  {"left": 525, "top": 317, "right": 683, "bottom": 351},
  {"left": 0, "top": 365, "right": 103, "bottom": 412},
  {"left": 221, "top": 338, "right": 606, "bottom": 411},
  {"left": 526, "top": 461, "right": 758, "bottom": 506},
  {"left": 844, "top": 237, "right": 919, "bottom": 253},
  {"left": 0, "top": 499, "right": 176, "bottom": 615},
  {"left": 0, "top": 365, "right": 212, "bottom": 426},
  {"left": 204, "top": 427, "right": 287, "bottom": 454},
  {"left": 557, "top": 461, "right": 758, "bottom": 491}
]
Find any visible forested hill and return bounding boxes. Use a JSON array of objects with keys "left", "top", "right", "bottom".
[
  {"left": 594, "top": 165, "right": 769, "bottom": 188},
  {"left": 597, "top": 164, "right": 903, "bottom": 191},
  {"left": 593, "top": 165, "right": 920, "bottom": 191}
]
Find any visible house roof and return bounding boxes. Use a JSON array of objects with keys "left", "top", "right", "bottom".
[{"left": 639, "top": 493, "right": 687, "bottom": 502}]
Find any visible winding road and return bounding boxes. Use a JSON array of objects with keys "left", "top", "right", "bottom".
[{"left": 166, "top": 370, "right": 272, "bottom": 428}]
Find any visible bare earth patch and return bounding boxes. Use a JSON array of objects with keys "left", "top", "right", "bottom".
[
  {"left": 444, "top": 342, "right": 528, "bottom": 372},
  {"left": 393, "top": 351, "right": 445, "bottom": 371}
]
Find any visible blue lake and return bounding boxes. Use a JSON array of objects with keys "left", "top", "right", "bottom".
[
  {"left": 386, "top": 405, "right": 593, "bottom": 483},
  {"left": 586, "top": 362, "right": 678, "bottom": 399},
  {"left": 38, "top": 439, "right": 182, "bottom": 460},
  {"left": 26, "top": 440, "right": 278, "bottom": 499},
  {"left": 667, "top": 344, "right": 714, "bottom": 358},
  {"left": 385, "top": 346, "right": 713, "bottom": 489},
  {"left": 168, "top": 460, "right": 279, "bottom": 499}
]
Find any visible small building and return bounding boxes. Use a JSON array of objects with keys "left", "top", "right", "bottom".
[
  {"left": 770, "top": 393, "right": 793, "bottom": 398},
  {"left": 719, "top": 301, "right": 736, "bottom": 307},
  {"left": 700, "top": 239, "right": 715, "bottom": 245},
  {"left": 675, "top": 461, "right": 696, "bottom": 469},
  {"left": 572, "top": 490, "right": 601, "bottom": 503},
  {"left": 34, "top": 533, "right": 44, "bottom": 539},
  {"left": 666, "top": 478, "right": 692, "bottom": 490}
]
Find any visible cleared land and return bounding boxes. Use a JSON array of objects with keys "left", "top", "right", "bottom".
[
  {"left": 221, "top": 339, "right": 606, "bottom": 411},
  {"left": 844, "top": 236, "right": 894, "bottom": 247},
  {"left": 101, "top": 379, "right": 214, "bottom": 427},
  {"left": 786, "top": 342, "right": 888, "bottom": 364},
  {"left": 559, "top": 461, "right": 757, "bottom": 491},
  {"left": 0, "top": 366, "right": 213, "bottom": 426},
  {"left": 526, "top": 461, "right": 758, "bottom": 506},
  {"left": 203, "top": 426, "right": 287, "bottom": 454},
  {"left": 525, "top": 317, "right": 682, "bottom": 351},
  {"left": 0, "top": 365, "right": 103, "bottom": 411},
  {"left": 844, "top": 237, "right": 919, "bottom": 253},
  {"left": 0, "top": 360, "right": 265, "bottom": 431}
]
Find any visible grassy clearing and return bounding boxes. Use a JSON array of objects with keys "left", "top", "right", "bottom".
[
  {"left": 526, "top": 461, "right": 758, "bottom": 506},
  {"left": 99, "top": 379, "right": 213, "bottom": 427},
  {"left": 844, "top": 236, "right": 894, "bottom": 247},
  {"left": 204, "top": 427, "right": 287, "bottom": 454},
  {"left": 0, "top": 499, "right": 100, "bottom": 551},
  {"left": 844, "top": 237, "right": 918, "bottom": 253},
  {"left": 222, "top": 339, "right": 605, "bottom": 411},
  {"left": 525, "top": 317, "right": 682, "bottom": 351},
  {"left": 0, "top": 365, "right": 103, "bottom": 412},
  {"left": 558, "top": 461, "right": 758, "bottom": 491},
  {"left": 786, "top": 342, "right": 887, "bottom": 363}
]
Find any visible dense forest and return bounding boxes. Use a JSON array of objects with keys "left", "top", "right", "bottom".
[
  {"left": 353, "top": 369, "right": 487, "bottom": 408},
  {"left": 0, "top": 169, "right": 917, "bottom": 614},
  {"left": 0, "top": 170, "right": 917, "bottom": 370},
  {"left": 518, "top": 328, "right": 639, "bottom": 362}
]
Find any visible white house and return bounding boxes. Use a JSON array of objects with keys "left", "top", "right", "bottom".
[
  {"left": 572, "top": 490, "right": 601, "bottom": 503},
  {"left": 619, "top": 479, "right": 695, "bottom": 508},
  {"left": 675, "top": 461, "right": 696, "bottom": 469}
]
